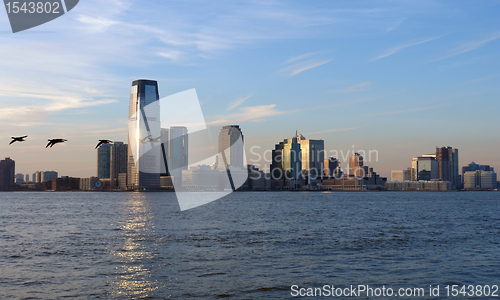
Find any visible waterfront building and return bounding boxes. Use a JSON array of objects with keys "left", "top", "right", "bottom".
[
  {"left": 51, "top": 176, "right": 80, "bottom": 191},
  {"left": 0, "top": 158, "right": 15, "bottom": 190},
  {"left": 97, "top": 143, "right": 112, "bottom": 179},
  {"left": 436, "top": 146, "right": 459, "bottom": 188},
  {"left": 386, "top": 180, "right": 452, "bottom": 191},
  {"left": 25, "top": 174, "right": 29, "bottom": 183},
  {"left": 34, "top": 171, "right": 42, "bottom": 183},
  {"left": 295, "top": 132, "right": 324, "bottom": 179},
  {"left": 15, "top": 173, "right": 24, "bottom": 184},
  {"left": 271, "top": 136, "right": 302, "bottom": 180},
  {"left": 160, "top": 128, "right": 170, "bottom": 176},
  {"left": 411, "top": 156, "right": 438, "bottom": 181},
  {"left": 349, "top": 153, "right": 368, "bottom": 178},
  {"left": 182, "top": 165, "right": 220, "bottom": 190},
  {"left": 168, "top": 126, "right": 188, "bottom": 186},
  {"left": 324, "top": 157, "right": 339, "bottom": 176},
  {"left": 391, "top": 170, "right": 408, "bottom": 182},
  {"left": 463, "top": 170, "right": 497, "bottom": 190},
  {"left": 110, "top": 142, "right": 128, "bottom": 188},
  {"left": 218, "top": 125, "right": 245, "bottom": 169},
  {"left": 127, "top": 79, "right": 161, "bottom": 190},
  {"left": 41, "top": 171, "right": 58, "bottom": 183}
]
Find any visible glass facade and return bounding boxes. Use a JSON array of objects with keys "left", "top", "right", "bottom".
[{"left": 127, "top": 79, "right": 161, "bottom": 190}]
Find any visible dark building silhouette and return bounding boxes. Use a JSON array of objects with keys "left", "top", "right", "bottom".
[
  {"left": 436, "top": 146, "right": 459, "bottom": 188},
  {"left": 0, "top": 157, "right": 15, "bottom": 191}
]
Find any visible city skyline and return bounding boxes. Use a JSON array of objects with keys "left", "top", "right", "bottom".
[{"left": 1, "top": 1, "right": 500, "bottom": 177}]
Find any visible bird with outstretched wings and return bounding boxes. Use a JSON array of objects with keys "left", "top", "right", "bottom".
[
  {"left": 46, "top": 139, "right": 67, "bottom": 148},
  {"left": 9, "top": 135, "right": 27, "bottom": 145}
]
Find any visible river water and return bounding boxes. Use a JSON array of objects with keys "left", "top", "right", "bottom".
[{"left": 0, "top": 192, "right": 499, "bottom": 299}]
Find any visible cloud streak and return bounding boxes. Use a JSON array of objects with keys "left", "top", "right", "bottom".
[
  {"left": 369, "top": 37, "right": 439, "bottom": 62},
  {"left": 208, "top": 104, "right": 292, "bottom": 125},
  {"left": 280, "top": 59, "right": 333, "bottom": 76},
  {"left": 225, "top": 95, "right": 252, "bottom": 112},
  {"left": 432, "top": 32, "right": 500, "bottom": 61}
]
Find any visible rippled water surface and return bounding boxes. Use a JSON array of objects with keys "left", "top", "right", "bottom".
[{"left": 0, "top": 192, "right": 499, "bottom": 299}]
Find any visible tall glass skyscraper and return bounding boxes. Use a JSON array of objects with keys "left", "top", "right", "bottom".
[
  {"left": 97, "top": 143, "right": 112, "bottom": 179},
  {"left": 168, "top": 126, "right": 188, "bottom": 185},
  {"left": 127, "top": 79, "right": 161, "bottom": 190},
  {"left": 218, "top": 125, "right": 244, "bottom": 170}
]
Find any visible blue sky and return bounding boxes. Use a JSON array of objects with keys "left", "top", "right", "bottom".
[{"left": 1, "top": 0, "right": 500, "bottom": 177}]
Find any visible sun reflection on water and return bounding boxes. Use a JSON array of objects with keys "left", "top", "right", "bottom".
[{"left": 110, "top": 193, "right": 162, "bottom": 298}]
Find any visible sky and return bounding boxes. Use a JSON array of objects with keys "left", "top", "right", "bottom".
[{"left": 0, "top": 0, "right": 500, "bottom": 178}]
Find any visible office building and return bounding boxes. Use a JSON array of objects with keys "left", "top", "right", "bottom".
[
  {"left": 110, "top": 142, "right": 128, "bottom": 188},
  {"left": 324, "top": 157, "right": 339, "bottom": 176},
  {"left": 160, "top": 128, "right": 170, "bottom": 176},
  {"left": 295, "top": 132, "right": 324, "bottom": 179},
  {"left": 463, "top": 170, "right": 497, "bottom": 190},
  {"left": 168, "top": 126, "right": 188, "bottom": 186},
  {"left": 271, "top": 136, "right": 302, "bottom": 180},
  {"left": 436, "top": 146, "right": 459, "bottom": 188},
  {"left": 386, "top": 180, "right": 452, "bottom": 191},
  {"left": 349, "top": 153, "right": 369, "bottom": 178},
  {"left": 25, "top": 174, "right": 29, "bottom": 183},
  {"left": 34, "top": 171, "right": 42, "bottom": 183},
  {"left": 15, "top": 173, "right": 24, "bottom": 184},
  {"left": 411, "top": 156, "right": 438, "bottom": 181},
  {"left": 97, "top": 143, "right": 112, "bottom": 179},
  {"left": 127, "top": 79, "right": 161, "bottom": 190},
  {"left": 391, "top": 170, "right": 408, "bottom": 182},
  {"left": 218, "top": 125, "right": 244, "bottom": 170},
  {"left": 0, "top": 158, "right": 15, "bottom": 190},
  {"left": 41, "top": 171, "right": 58, "bottom": 182}
]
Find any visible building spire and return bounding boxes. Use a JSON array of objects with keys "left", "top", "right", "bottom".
[{"left": 295, "top": 130, "right": 298, "bottom": 137}]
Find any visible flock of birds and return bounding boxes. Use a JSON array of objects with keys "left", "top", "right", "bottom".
[{"left": 9, "top": 136, "right": 113, "bottom": 149}]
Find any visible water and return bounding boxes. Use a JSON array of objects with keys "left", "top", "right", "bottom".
[{"left": 0, "top": 192, "right": 499, "bottom": 299}]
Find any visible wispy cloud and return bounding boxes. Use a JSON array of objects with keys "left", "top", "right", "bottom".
[
  {"left": 432, "top": 32, "right": 500, "bottom": 62},
  {"left": 158, "top": 50, "right": 183, "bottom": 61},
  {"left": 284, "top": 52, "right": 319, "bottom": 64},
  {"left": 280, "top": 59, "right": 333, "bottom": 76},
  {"left": 225, "top": 95, "right": 252, "bottom": 112},
  {"left": 366, "top": 106, "right": 438, "bottom": 116},
  {"left": 333, "top": 81, "right": 372, "bottom": 92},
  {"left": 208, "top": 104, "right": 292, "bottom": 125},
  {"left": 368, "top": 37, "right": 439, "bottom": 62}
]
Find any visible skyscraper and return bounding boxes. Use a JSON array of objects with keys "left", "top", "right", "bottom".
[
  {"left": 324, "top": 157, "right": 339, "bottom": 176},
  {"left": 349, "top": 153, "right": 367, "bottom": 177},
  {"left": 218, "top": 125, "right": 244, "bottom": 170},
  {"left": 127, "top": 79, "right": 161, "bottom": 190},
  {"left": 168, "top": 126, "right": 188, "bottom": 185},
  {"left": 110, "top": 142, "right": 128, "bottom": 188},
  {"left": 0, "top": 157, "right": 15, "bottom": 190},
  {"left": 436, "top": 146, "right": 459, "bottom": 188},
  {"left": 160, "top": 128, "right": 170, "bottom": 176},
  {"left": 97, "top": 143, "right": 112, "bottom": 179},
  {"left": 271, "top": 136, "right": 302, "bottom": 180},
  {"left": 411, "top": 156, "right": 438, "bottom": 181},
  {"left": 295, "top": 132, "right": 324, "bottom": 179}
]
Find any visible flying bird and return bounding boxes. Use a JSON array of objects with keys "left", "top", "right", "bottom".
[
  {"left": 139, "top": 135, "right": 161, "bottom": 144},
  {"left": 46, "top": 139, "right": 67, "bottom": 148},
  {"left": 95, "top": 139, "right": 113, "bottom": 149},
  {"left": 9, "top": 135, "right": 28, "bottom": 145}
]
